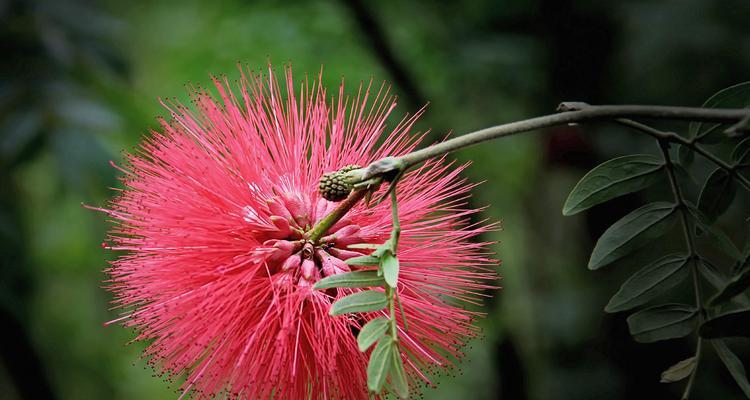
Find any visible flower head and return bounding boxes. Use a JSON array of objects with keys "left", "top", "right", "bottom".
[{"left": 95, "top": 65, "right": 498, "bottom": 399}]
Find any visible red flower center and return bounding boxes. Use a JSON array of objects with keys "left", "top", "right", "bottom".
[{"left": 248, "top": 192, "right": 368, "bottom": 288}]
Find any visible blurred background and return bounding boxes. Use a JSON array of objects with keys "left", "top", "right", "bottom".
[{"left": 2, "top": 0, "right": 749, "bottom": 398}]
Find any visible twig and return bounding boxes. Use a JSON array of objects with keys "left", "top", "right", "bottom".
[{"left": 361, "top": 103, "right": 750, "bottom": 181}]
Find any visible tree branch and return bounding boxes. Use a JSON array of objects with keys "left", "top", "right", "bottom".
[
  {"left": 360, "top": 103, "right": 749, "bottom": 181},
  {"left": 312, "top": 103, "right": 750, "bottom": 244}
]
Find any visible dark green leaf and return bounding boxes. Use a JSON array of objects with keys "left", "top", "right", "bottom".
[
  {"left": 330, "top": 290, "right": 388, "bottom": 316},
  {"left": 563, "top": 155, "right": 664, "bottom": 216},
  {"left": 713, "top": 340, "right": 750, "bottom": 398},
  {"left": 678, "top": 144, "right": 695, "bottom": 167},
  {"left": 710, "top": 268, "right": 750, "bottom": 306},
  {"left": 690, "top": 82, "right": 750, "bottom": 143},
  {"left": 314, "top": 271, "right": 385, "bottom": 290},
  {"left": 694, "top": 124, "right": 726, "bottom": 144},
  {"left": 367, "top": 336, "right": 393, "bottom": 393},
  {"left": 700, "top": 309, "right": 750, "bottom": 338},
  {"left": 605, "top": 254, "right": 690, "bottom": 313},
  {"left": 346, "top": 255, "right": 380, "bottom": 266},
  {"left": 358, "top": 317, "right": 390, "bottom": 352},
  {"left": 673, "top": 163, "right": 696, "bottom": 186},
  {"left": 687, "top": 205, "right": 743, "bottom": 261},
  {"left": 660, "top": 356, "right": 696, "bottom": 383},
  {"left": 697, "top": 168, "right": 736, "bottom": 223},
  {"left": 627, "top": 304, "right": 697, "bottom": 343},
  {"left": 588, "top": 202, "right": 678, "bottom": 270},
  {"left": 732, "top": 137, "right": 750, "bottom": 167},
  {"left": 381, "top": 252, "right": 400, "bottom": 288},
  {"left": 698, "top": 259, "right": 727, "bottom": 290},
  {"left": 699, "top": 260, "right": 750, "bottom": 308},
  {"left": 390, "top": 343, "right": 409, "bottom": 399},
  {"left": 729, "top": 115, "right": 750, "bottom": 138}
]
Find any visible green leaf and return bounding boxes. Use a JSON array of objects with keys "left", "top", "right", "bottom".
[
  {"left": 687, "top": 205, "right": 743, "bottom": 261},
  {"left": 732, "top": 137, "right": 750, "bottom": 167},
  {"left": 678, "top": 144, "right": 695, "bottom": 167},
  {"left": 358, "top": 317, "right": 390, "bottom": 352},
  {"left": 314, "top": 271, "right": 385, "bottom": 290},
  {"left": 697, "top": 168, "right": 737, "bottom": 223},
  {"left": 673, "top": 163, "right": 696, "bottom": 186},
  {"left": 381, "top": 252, "right": 400, "bottom": 288},
  {"left": 709, "top": 268, "right": 750, "bottom": 306},
  {"left": 345, "top": 255, "right": 380, "bottom": 266},
  {"left": 712, "top": 340, "right": 750, "bottom": 398},
  {"left": 698, "top": 259, "right": 728, "bottom": 290},
  {"left": 588, "top": 202, "right": 678, "bottom": 270},
  {"left": 562, "top": 155, "right": 664, "bottom": 216},
  {"left": 389, "top": 343, "right": 409, "bottom": 399},
  {"left": 372, "top": 239, "right": 396, "bottom": 258},
  {"left": 627, "top": 304, "right": 697, "bottom": 343},
  {"left": 690, "top": 82, "right": 750, "bottom": 143},
  {"left": 367, "top": 337, "right": 393, "bottom": 393},
  {"left": 330, "top": 290, "right": 388, "bottom": 316},
  {"left": 694, "top": 124, "right": 726, "bottom": 144},
  {"left": 605, "top": 254, "right": 690, "bottom": 313},
  {"left": 699, "top": 260, "right": 750, "bottom": 308},
  {"left": 700, "top": 308, "right": 750, "bottom": 338},
  {"left": 660, "top": 356, "right": 696, "bottom": 383}
]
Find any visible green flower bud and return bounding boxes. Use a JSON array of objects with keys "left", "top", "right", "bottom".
[{"left": 319, "top": 164, "right": 361, "bottom": 202}]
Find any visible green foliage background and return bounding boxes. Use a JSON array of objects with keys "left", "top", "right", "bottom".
[{"left": 1, "top": 0, "right": 749, "bottom": 398}]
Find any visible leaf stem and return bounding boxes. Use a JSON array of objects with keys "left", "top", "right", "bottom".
[
  {"left": 655, "top": 138, "right": 705, "bottom": 400},
  {"left": 656, "top": 141, "right": 692, "bottom": 245},
  {"left": 681, "top": 337, "right": 703, "bottom": 400},
  {"left": 616, "top": 119, "right": 750, "bottom": 191},
  {"left": 655, "top": 138, "right": 702, "bottom": 310}
]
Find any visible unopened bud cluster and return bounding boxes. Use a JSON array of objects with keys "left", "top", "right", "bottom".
[{"left": 319, "top": 164, "right": 361, "bottom": 202}]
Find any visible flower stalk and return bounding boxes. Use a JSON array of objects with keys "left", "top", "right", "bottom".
[{"left": 308, "top": 188, "right": 369, "bottom": 243}]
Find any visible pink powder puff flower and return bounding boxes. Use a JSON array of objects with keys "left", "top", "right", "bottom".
[{"left": 92, "top": 65, "right": 498, "bottom": 399}]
